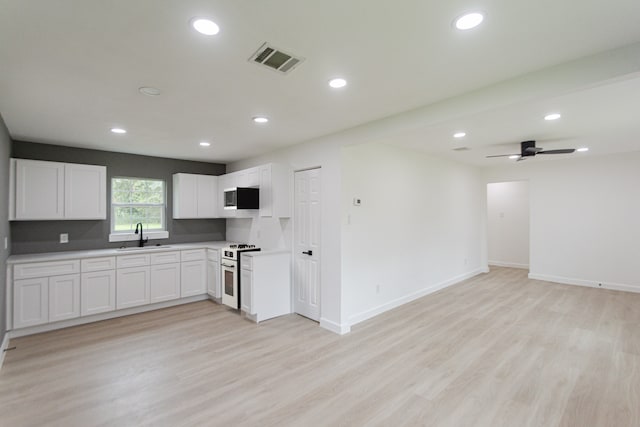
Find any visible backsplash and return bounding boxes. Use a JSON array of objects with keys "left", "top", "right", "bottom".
[{"left": 10, "top": 140, "right": 226, "bottom": 254}]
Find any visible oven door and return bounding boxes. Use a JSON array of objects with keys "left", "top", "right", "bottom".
[{"left": 221, "top": 259, "right": 238, "bottom": 309}]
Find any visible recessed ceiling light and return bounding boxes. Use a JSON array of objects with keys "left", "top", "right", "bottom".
[
  {"left": 253, "top": 116, "right": 269, "bottom": 124},
  {"left": 328, "top": 78, "right": 347, "bottom": 89},
  {"left": 577, "top": 147, "right": 589, "bottom": 152},
  {"left": 199, "top": 141, "right": 211, "bottom": 147},
  {"left": 110, "top": 128, "right": 126, "bottom": 134},
  {"left": 544, "top": 113, "right": 562, "bottom": 121},
  {"left": 508, "top": 155, "right": 520, "bottom": 160},
  {"left": 191, "top": 18, "right": 220, "bottom": 36},
  {"left": 453, "top": 132, "right": 466, "bottom": 138},
  {"left": 139, "top": 87, "right": 161, "bottom": 96},
  {"left": 455, "top": 12, "right": 484, "bottom": 30}
]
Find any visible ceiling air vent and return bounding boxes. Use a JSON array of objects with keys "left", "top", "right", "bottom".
[
  {"left": 453, "top": 147, "right": 470, "bottom": 151},
  {"left": 249, "top": 42, "right": 304, "bottom": 74}
]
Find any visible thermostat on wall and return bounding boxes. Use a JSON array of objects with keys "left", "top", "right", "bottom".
[{"left": 353, "top": 197, "right": 362, "bottom": 206}]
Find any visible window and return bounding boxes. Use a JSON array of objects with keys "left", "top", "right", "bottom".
[{"left": 109, "top": 177, "right": 168, "bottom": 241}]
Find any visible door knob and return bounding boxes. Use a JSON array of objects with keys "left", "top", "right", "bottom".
[{"left": 302, "top": 250, "right": 313, "bottom": 256}]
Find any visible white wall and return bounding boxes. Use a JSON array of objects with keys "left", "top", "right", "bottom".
[
  {"left": 487, "top": 181, "right": 530, "bottom": 269},
  {"left": 341, "top": 143, "right": 486, "bottom": 325},
  {"left": 485, "top": 152, "right": 640, "bottom": 292}
]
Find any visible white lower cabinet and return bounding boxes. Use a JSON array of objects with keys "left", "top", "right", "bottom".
[
  {"left": 116, "top": 266, "right": 151, "bottom": 309},
  {"left": 150, "top": 263, "right": 181, "bottom": 303},
  {"left": 48, "top": 274, "right": 81, "bottom": 322},
  {"left": 240, "top": 268, "right": 252, "bottom": 313},
  {"left": 240, "top": 252, "right": 291, "bottom": 322},
  {"left": 81, "top": 270, "right": 116, "bottom": 316},
  {"left": 13, "top": 277, "right": 49, "bottom": 328},
  {"left": 11, "top": 245, "right": 227, "bottom": 332},
  {"left": 13, "top": 273, "right": 81, "bottom": 328},
  {"left": 181, "top": 260, "right": 206, "bottom": 297},
  {"left": 207, "top": 250, "right": 220, "bottom": 298}
]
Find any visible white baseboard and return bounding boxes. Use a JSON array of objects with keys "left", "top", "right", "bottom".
[
  {"left": 9, "top": 295, "right": 210, "bottom": 338},
  {"left": 0, "top": 332, "right": 9, "bottom": 372},
  {"left": 489, "top": 260, "right": 529, "bottom": 269},
  {"left": 528, "top": 273, "right": 640, "bottom": 294},
  {"left": 348, "top": 268, "right": 487, "bottom": 327},
  {"left": 320, "top": 317, "right": 351, "bottom": 335}
]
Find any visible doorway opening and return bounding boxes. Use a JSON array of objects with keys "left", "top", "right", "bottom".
[{"left": 487, "top": 181, "right": 530, "bottom": 270}]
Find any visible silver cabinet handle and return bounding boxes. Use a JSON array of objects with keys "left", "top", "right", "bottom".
[{"left": 221, "top": 263, "right": 235, "bottom": 268}]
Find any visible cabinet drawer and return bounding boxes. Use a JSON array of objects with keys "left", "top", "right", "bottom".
[
  {"left": 116, "top": 254, "right": 151, "bottom": 268},
  {"left": 14, "top": 260, "right": 80, "bottom": 280},
  {"left": 81, "top": 256, "right": 116, "bottom": 272},
  {"left": 150, "top": 251, "right": 181, "bottom": 265},
  {"left": 181, "top": 249, "right": 206, "bottom": 262},
  {"left": 240, "top": 254, "right": 253, "bottom": 271}
]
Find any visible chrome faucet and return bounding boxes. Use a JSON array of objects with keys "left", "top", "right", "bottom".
[{"left": 134, "top": 223, "right": 148, "bottom": 247}]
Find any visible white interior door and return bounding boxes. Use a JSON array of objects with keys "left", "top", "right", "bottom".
[{"left": 294, "top": 168, "right": 321, "bottom": 321}]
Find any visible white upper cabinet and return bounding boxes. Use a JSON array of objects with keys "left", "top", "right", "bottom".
[
  {"left": 197, "top": 175, "right": 218, "bottom": 217},
  {"left": 172, "top": 173, "right": 218, "bottom": 219},
  {"left": 11, "top": 158, "right": 106, "bottom": 221},
  {"left": 64, "top": 163, "right": 107, "bottom": 219},
  {"left": 217, "top": 163, "right": 291, "bottom": 218},
  {"left": 15, "top": 159, "right": 65, "bottom": 220}
]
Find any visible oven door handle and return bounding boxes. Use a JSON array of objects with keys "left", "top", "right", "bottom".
[{"left": 221, "top": 263, "right": 235, "bottom": 268}]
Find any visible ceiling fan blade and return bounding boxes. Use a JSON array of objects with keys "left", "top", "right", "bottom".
[
  {"left": 538, "top": 149, "right": 576, "bottom": 154},
  {"left": 486, "top": 154, "right": 519, "bottom": 158}
]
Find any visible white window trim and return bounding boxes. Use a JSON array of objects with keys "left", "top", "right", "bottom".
[
  {"left": 109, "top": 231, "right": 169, "bottom": 243},
  {"left": 110, "top": 177, "right": 168, "bottom": 241}
]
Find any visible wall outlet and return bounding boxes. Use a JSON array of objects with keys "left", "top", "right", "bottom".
[
  {"left": 60, "top": 233, "right": 69, "bottom": 244},
  {"left": 353, "top": 197, "right": 362, "bottom": 206}
]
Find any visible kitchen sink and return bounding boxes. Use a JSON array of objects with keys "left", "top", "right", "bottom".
[{"left": 116, "top": 245, "right": 172, "bottom": 252}]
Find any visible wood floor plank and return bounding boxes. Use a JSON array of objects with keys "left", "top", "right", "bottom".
[{"left": 1, "top": 267, "right": 639, "bottom": 426}]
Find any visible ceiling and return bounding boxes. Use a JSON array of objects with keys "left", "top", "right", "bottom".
[{"left": 1, "top": 0, "right": 640, "bottom": 165}]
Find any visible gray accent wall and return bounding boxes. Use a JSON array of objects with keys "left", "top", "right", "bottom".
[
  {"left": 0, "top": 116, "right": 11, "bottom": 337},
  {"left": 11, "top": 141, "right": 226, "bottom": 254}
]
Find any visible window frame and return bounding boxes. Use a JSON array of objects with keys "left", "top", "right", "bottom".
[{"left": 108, "top": 176, "right": 169, "bottom": 242}]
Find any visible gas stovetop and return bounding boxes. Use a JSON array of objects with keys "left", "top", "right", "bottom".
[{"left": 222, "top": 244, "right": 260, "bottom": 260}]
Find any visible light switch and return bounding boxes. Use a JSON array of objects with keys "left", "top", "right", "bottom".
[{"left": 60, "top": 233, "right": 69, "bottom": 243}]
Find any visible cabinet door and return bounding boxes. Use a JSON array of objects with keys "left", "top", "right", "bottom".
[
  {"left": 15, "top": 159, "right": 65, "bottom": 220},
  {"left": 81, "top": 270, "right": 116, "bottom": 315},
  {"left": 14, "top": 277, "right": 49, "bottom": 328},
  {"left": 247, "top": 167, "right": 260, "bottom": 187},
  {"left": 116, "top": 266, "right": 151, "bottom": 309},
  {"left": 49, "top": 274, "right": 81, "bottom": 322},
  {"left": 259, "top": 164, "right": 272, "bottom": 217},
  {"left": 197, "top": 175, "right": 218, "bottom": 218},
  {"left": 64, "top": 163, "right": 106, "bottom": 219},
  {"left": 150, "top": 263, "right": 181, "bottom": 303},
  {"left": 240, "top": 269, "right": 253, "bottom": 314},
  {"left": 207, "top": 260, "right": 220, "bottom": 298},
  {"left": 172, "top": 173, "right": 198, "bottom": 219},
  {"left": 181, "top": 260, "right": 206, "bottom": 297}
]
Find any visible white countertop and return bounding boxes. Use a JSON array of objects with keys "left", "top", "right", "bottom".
[{"left": 7, "top": 241, "right": 236, "bottom": 264}]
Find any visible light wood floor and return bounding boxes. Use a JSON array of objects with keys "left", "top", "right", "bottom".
[{"left": 1, "top": 267, "right": 639, "bottom": 427}]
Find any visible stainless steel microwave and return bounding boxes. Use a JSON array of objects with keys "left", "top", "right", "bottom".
[{"left": 223, "top": 187, "right": 259, "bottom": 210}]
